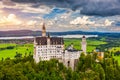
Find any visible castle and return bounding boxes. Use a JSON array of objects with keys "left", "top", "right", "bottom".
[{"left": 33, "top": 23, "right": 87, "bottom": 70}]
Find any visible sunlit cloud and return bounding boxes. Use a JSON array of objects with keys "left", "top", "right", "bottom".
[
  {"left": 3, "top": 2, "right": 51, "bottom": 14},
  {"left": 94, "top": 19, "right": 114, "bottom": 27},
  {"left": 70, "top": 16, "right": 95, "bottom": 25},
  {"left": 104, "top": 19, "right": 114, "bottom": 26},
  {"left": 21, "top": 5, "right": 51, "bottom": 14},
  {"left": 70, "top": 16, "right": 114, "bottom": 28},
  {"left": 27, "top": 20, "right": 37, "bottom": 26},
  {"left": 0, "top": 10, "right": 3, "bottom": 13},
  {"left": 0, "top": 14, "right": 22, "bottom": 26}
]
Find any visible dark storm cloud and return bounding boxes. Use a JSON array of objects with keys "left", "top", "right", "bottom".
[
  {"left": 67, "top": 0, "right": 120, "bottom": 16},
  {"left": 80, "top": 0, "right": 120, "bottom": 16},
  {"left": 11, "top": 0, "right": 120, "bottom": 16}
]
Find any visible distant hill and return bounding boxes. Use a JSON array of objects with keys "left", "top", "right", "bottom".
[
  {"left": 0, "top": 30, "right": 41, "bottom": 37},
  {"left": 51, "top": 31, "right": 120, "bottom": 38},
  {"left": 0, "top": 30, "right": 120, "bottom": 38}
]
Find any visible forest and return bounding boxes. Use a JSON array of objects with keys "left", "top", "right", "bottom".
[{"left": 0, "top": 52, "right": 120, "bottom": 80}]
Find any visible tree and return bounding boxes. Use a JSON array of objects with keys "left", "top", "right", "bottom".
[
  {"left": 77, "top": 52, "right": 86, "bottom": 72},
  {"left": 14, "top": 53, "right": 22, "bottom": 59}
]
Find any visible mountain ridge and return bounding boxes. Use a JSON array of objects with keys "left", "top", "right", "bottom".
[{"left": 0, "top": 30, "right": 120, "bottom": 38}]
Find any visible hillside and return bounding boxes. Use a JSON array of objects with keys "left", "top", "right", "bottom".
[{"left": 0, "top": 30, "right": 120, "bottom": 38}]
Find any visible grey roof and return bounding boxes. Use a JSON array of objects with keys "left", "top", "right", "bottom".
[
  {"left": 66, "top": 45, "right": 79, "bottom": 52},
  {"left": 35, "top": 37, "right": 64, "bottom": 45}
]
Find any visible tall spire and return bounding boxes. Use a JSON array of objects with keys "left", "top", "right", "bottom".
[
  {"left": 81, "top": 35, "right": 87, "bottom": 54},
  {"left": 48, "top": 32, "right": 50, "bottom": 38},
  {"left": 42, "top": 22, "right": 46, "bottom": 37},
  {"left": 42, "top": 22, "right": 45, "bottom": 30}
]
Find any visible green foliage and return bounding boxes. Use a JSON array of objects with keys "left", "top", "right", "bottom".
[
  {"left": 0, "top": 56, "right": 71, "bottom": 80},
  {"left": 0, "top": 52, "right": 120, "bottom": 80},
  {"left": 76, "top": 52, "right": 120, "bottom": 80}
]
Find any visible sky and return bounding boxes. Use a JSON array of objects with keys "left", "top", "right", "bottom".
[{"left": 0, "top": 0, "right": 120, "bottom": 32}]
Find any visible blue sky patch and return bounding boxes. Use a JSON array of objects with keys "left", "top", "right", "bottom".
[
  {"left": 43, "top": 8, "right": 67, "bottom": 19},
  {"left": 115, "top": 22, "right": 120, "bottom": 26}
]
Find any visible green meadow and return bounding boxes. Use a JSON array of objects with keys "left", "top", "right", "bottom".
[
  {"left": 0, "top": 43, "right": 33, "bottom": 59},
  {"left": 64, "top": 38, "right": 107, "bottom": 52}
]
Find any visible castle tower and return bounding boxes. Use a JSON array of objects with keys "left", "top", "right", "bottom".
[
  {"left": 81, "top": 35, "right": 87, "bottom": 54},
  {"left": 33, "top": 37, "right": 39, "bottom": 63},
  {"left": 47, "top": 33, "right": 50, "bottom": 45},
  {"left": 42, "top": 23, "right": 46, "bottom": 37}
]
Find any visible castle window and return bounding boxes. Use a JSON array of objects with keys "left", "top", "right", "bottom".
[{"left": 68, "top": 61, "right": 70, "bottom": 67}]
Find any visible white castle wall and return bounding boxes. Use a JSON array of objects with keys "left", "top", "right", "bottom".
[
  {"left": 34, "top": 44, "right": 64, "bottom": 62},
  {"left": 62, "top": 50, "right": 81, "bottom": 70}
]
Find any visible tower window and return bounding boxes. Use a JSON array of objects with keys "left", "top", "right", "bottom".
[{"left": 68, "top": 61, "right": 70, "bottom": 67}]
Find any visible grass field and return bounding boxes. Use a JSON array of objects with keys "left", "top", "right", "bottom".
[
  {"left": 0, "top": 43, "right": 16, "bottom": 48},
  {"left": 0, "top": 43, "right": 33, "bottom": 59},
  {"left": 64, "top": 38, "right": 107, "bottom": 52}
]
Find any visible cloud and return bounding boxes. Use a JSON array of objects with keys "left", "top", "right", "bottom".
[
  {"left": 115, "top": 21, "right": 120, "bottom": 26},
  {"left": 70, "top": 16, "right": 114, "bottom": 28},
  {"left": 21, "top": 5, "right": 51, "bottom": 14},
  {"left": 11, "top": 0, "right": 69, "bottom": 8},
  {"left": 0, "top": 10, "right": 3, "bottom": 13},
  {"left": 0, "top": 14, "right": 22, "bottom": 25},
  {"left": 94, "top": 19, "right": 114, "bottom": 27},
  {"left": 10, "top": 0, "right": 120, "bottom": 16},
  {"left": 67, "top": 0, "right": 120, "bottom": 16},
  {"left": 0, "top": 1, "right": 52, "bottom": 15},
  {"left": 80, "top": 0, "right": 120, "bottom": 16},
  {"left": 2, "top": 0, "right": 15, "bottom": 6},
  {"left": 27, "top": 20, "right": 37, "bottom": 26},
  {"left": 1, "top": 3, "right": 52, "bottom": 14},
  {"left": 0, "top": 0, "right": 119, "bottom": 32},
  {"left": 0, "top": 13, "right": 40, "bottom": 30},
  {"left": 104, "top": 19, "right": 114, "bottom": 26},
  {"left": 70, "top": 16, "right": 95, "bottom": 25},
  {"left": 60, "top": 11, "right": 71, "bottom": 19}
]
